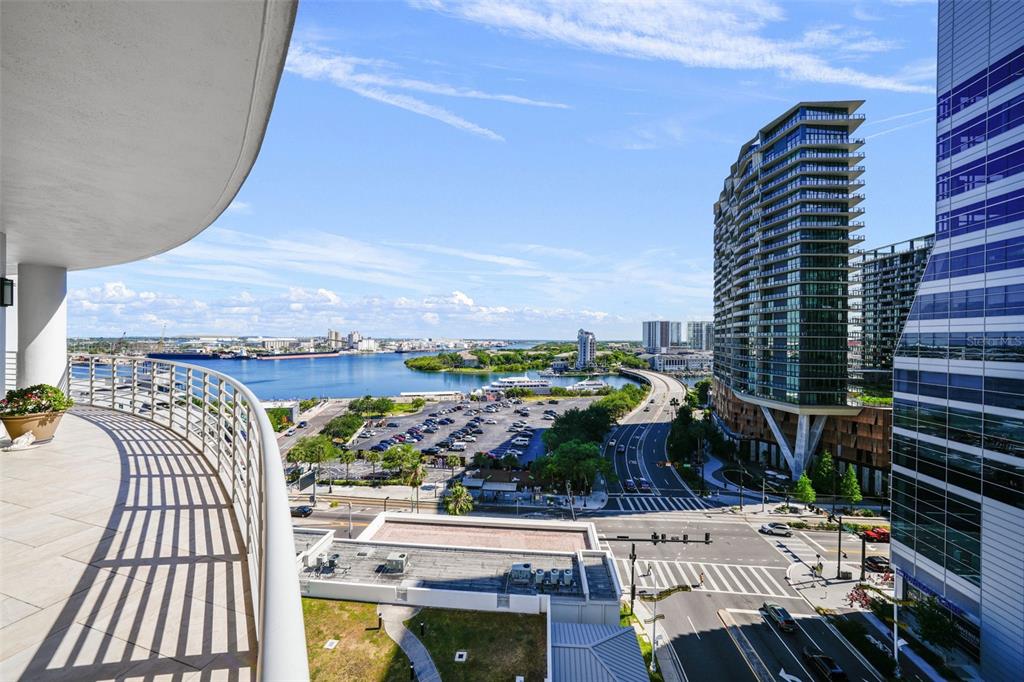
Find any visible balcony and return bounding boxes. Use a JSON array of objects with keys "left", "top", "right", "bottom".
[{"left": 0, "top": 357, "right": 308, "bottom": 680}]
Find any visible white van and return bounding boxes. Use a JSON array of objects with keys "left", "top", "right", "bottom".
[
  {"left": 511, "top": 437, "right": 530, "bottom": 447},
  {"left": 450, "top": 442, "right": 467, "bottom": 452}
]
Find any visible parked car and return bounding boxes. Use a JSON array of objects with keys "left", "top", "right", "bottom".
[
  {"left": 298, "top": 420, "right": 308, "bottom": 428},
  {"left": 422, "top": 447, "right": 441, "bottom": 456},
  {"left": 471, "top": 427, "right": 484, "bottom": 434},
  {"left": 285, "top": 427, "right": 296, "bottom": 436},
  {"left": 802, "top": 646, "right": 848, "bottom": 681},
  {"left": 862, "top": 527, "right": 890, "bottom": 543},
  {"left": 290, "top": 506, "right": 313, "bottom": 518},
  {"left": 385, "top": 422, "right": 399, "bottom": 428},
  {"left": 864, "top": 556, "right": 891, "bottom": 573},
  {"left": 549, "top": 399, "right": 559, "bottom": 404},
  {"left": 623, "top": 479, "right": 637, "bottom": 493},
  {"left": 643, "top": 407, "right": 651, "bottom": 412},
  {"left": 762, "top": 602, "right": 796, "bottom": 632},
  {"left": 485, "top": 419, "right": 497, "bottom": 424},
  {"left": 511, "top": 437, "right": 530, "bottom": 446},
  {"left": 543, "top": 414, "right": 555, "bottom": 420},
  {"left": 760, "top": 522, "right": 793, "bottom": 537},
  {"left": 450, "top": 442, "right": 467, "bottom": 452},
  {"left": 462, "top": 435, "right": 477, "bottom": 443},
  {"left": 637, "top": 478, "right": 651, "bottom": 493}
]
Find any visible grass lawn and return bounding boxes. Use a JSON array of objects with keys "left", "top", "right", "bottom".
[
  {"left": 303, "top": 599, "right": 409, "bottom": 682},
  {"left": 411, "top": 608, "right": 547, "bottom": 682}
]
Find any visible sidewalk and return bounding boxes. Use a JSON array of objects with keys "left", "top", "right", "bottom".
[
  {"left": 631, "top": 600, "right": 686, "bottom": 682},
  {"left": 379, "top": 605, "right": 441, "bottom": 682}
]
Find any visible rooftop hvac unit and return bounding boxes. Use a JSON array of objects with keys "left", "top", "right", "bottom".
[
  {"left": 385, "top": 552, "right": 408, "bottom": 574},
  {"left": 543, "top": 570, "right": 556, "bottom": 585},
  {"left": 561, "top": 568, "right": 573, "bottom": 586},
  {"left": 509, "top": 563, "right": 533, "bottom": 584},
  {"left": 533, "top": 568, "right": 545, "bottom": 585}
]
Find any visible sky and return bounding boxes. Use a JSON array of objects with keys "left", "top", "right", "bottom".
[{"left": 69, "top": 0, "right": 940, "bottom": 341}]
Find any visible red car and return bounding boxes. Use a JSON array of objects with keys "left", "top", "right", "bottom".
[{"left": 863, "top": 527, "right": 890, "bottom": 543}]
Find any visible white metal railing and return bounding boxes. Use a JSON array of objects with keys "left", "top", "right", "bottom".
[{"left": 67, "top": 355, "right": 309, "bottom": 681}]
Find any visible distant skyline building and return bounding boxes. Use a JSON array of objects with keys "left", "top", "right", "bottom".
[
  {"left": 576, "top": 328, "right": 596, "bottom": 370},
  {"left": 642, "top": 320, "right": 681, "bottom": 352},
  {"left": 848, "top": 235, "right": 933, "bottom": 388},
  {"left": 712, "top": 100, "right": 866, "bottom": 479},
  {"left": 686, "top": 320, "right": 714, "bottom": 351},
  {"left": 890, "top": 3, "right": 1024, "bottom": 679}
]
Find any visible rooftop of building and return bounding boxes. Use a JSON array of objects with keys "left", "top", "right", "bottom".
[{"left": 362, "top": 513, "right": 597, "bottom": 552}]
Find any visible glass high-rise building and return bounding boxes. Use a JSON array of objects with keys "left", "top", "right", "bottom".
[
  {"left": 890, "top": 2, "right": 1023, "bottom": 678},
  {"left": 713, "top": 101, "right": 865, "bottom": 476},
  {"left": 642, "top": 320, "right": 682, "bottom": 352}
]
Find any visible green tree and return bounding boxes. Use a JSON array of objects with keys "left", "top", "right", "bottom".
[
  {"left": 410, "top": 397, "right": 426, "bottom": 410},
  {"left": 383, "top": 443, "right": 425, "bottom": 508},
  {"left": 445, "top": 454, "right": 461, "bottom": 473},
  {"left": 542, "top": 405, "right": 615, "bottom": 451},
  {"left": 534, "top": 439, "right": 610, "bottom": 494},
  {"left": 915, "top": 596, "right": 958, "bottom": 659},
  {"left": 839, "top": 465, "right": 863, "bottom": 505},
  {"left": 794, "top": 472, "right": 816, "bottom": 505},
  {"left": 445, "top": 482, "right": 474, "bottom": 516},
  {"left": 694, "top": 379, "right": 712, "bottom": 405},
  {"left": 339, "top": 448, "right": 357, "bottom": 483},
  {"left": 812, "top": 451, "right": 836, "bottom": 501},
  {"left": 288, "top": 434, "right": 336, "bottom": 501},
  {"left": 364, "top": 449, "right": 381, "bottom": 478},
  {"left": 347, "top": 395, "right": 374, "bottom": 416},
  {"left": 322, "top": 413, "right": 365, "bottom": 442},
  {"left": 371, "top": 397, "right": 395, "bottom": 415},
  {"left": 501, "top": 453, "right": 519, "bottom": 469}
]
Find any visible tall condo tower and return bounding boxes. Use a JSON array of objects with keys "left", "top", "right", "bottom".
[
  {"left": 713, "top": 101, "right": 866, "bottom": 477},
  {"left": 576, "top": 329, "right": 596, "bottom": 370},
  {"left": 890, "top": 2, "right": 1024, "bottom": 678}
]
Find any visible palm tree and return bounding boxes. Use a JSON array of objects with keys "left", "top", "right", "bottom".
[
  {"left": 445, "top": 454, "right": 461, "bottom": 476},
  {"left": 445, "top": 482, "right": 474, "bottom": 516},
  {"left": 288, "top": 434, "right": 335, "bottom": 503},
  {"left": 364, "top": 449, "right": 380, "bottom": 478},
  {"left": 339, "top": 449, "right": 357, "bottom": 484}
]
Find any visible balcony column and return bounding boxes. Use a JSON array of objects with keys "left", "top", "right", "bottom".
[{"left": 16, "top": 263, "right": 67, "bottom": 389}]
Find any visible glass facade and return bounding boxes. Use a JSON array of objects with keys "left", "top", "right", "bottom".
[
  {"left": 891, "top": 3, "right": 1024, "bottom": 679},
  {"left": 713, "top": 101, "right": 864, "bottom": 406}
]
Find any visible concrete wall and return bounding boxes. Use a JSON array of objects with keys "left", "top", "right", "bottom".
[{"left": 301, "top": 579, "right": 545, "bottom": 616}]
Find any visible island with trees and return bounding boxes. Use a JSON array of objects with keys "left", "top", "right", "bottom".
[{"left": 403, "top": 341, "right": 647, "bottom": 374}]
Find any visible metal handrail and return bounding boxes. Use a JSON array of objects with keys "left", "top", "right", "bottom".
[{"left": 67, "top": 355, "right": 309, "bottom": 681}]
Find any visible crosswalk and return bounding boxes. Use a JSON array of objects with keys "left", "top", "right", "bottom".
[
  {"left": 614, "top": 557, "right": 793, "bottom": 599},
  {"left": 610, "top": 494, "right": 708, "bottom": 512},
  {"left": 760, "top": 532, "right": 823, "bottom": 565}
]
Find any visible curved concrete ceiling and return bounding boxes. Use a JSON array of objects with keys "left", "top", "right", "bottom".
[{"left": 1, "top": 0, "right": 296, "bottom": 272}]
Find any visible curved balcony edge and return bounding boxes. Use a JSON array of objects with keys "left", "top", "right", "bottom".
[{"left": 66, "top": 355, "right": 310, "bottom": 682}]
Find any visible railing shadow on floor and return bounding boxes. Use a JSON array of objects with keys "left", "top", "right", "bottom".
[{"left": 18, "top": 407, "right": 256, "bottom": 681}]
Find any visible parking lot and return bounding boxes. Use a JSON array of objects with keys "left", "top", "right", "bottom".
[{"left": 314, "top": 397, "right": 596, "bottom": 485}]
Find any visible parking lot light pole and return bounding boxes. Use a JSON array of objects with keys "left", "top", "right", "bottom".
[
  {"left": 384, "top": 496, "right": 390, "bottom": 512},
  {"left": 348, "top": 501, "right": 353, "bottom": 539}
]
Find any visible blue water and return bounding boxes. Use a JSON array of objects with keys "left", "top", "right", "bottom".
[{"left": 182, "top": 352, "right": 638, "bottom": 400}]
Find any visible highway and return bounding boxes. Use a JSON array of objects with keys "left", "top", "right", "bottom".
[{"left": 604, "top": 369, "right": 705, "bottom": 509}]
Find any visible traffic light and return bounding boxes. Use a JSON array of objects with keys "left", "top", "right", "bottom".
[
  {"left": 682, "top": 533, "right": 689, "bottom": 543},
  {"left": 661, "top": 533, "right": 667, "bottom": 543},
  {"left": 704, "top": 532, "right": 711, "bottom": 544},
  {"left": 651, "top": 532, "right": 659, "bottom": 545}
]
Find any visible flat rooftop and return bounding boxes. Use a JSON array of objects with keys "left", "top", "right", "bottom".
[
  {"left": 365, "top": 517, "right": 593, "bottom": 552},
  {"left": 303, "top": 540, "right": 618, "bottom": 601}
]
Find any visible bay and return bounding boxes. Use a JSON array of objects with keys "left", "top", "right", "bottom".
[{"left": 183, "top": 351, "right": 639, "bottom": 400}]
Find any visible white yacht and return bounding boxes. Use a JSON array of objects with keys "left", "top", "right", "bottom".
[{"left": 484, "top": 375, "right": 552, "bottom": 394}]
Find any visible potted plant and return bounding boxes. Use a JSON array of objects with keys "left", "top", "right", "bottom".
[{"left": 0, "top": 384, "right": 74, "bottom": 443}]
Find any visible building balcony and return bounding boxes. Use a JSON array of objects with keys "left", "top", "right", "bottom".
[{"left": 0, "top": 357, "right": 308, "bottom": 680}]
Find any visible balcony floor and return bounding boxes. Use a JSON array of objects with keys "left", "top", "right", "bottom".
[{"left": 0, "top": 408, "right": 255, "bottom": 681}]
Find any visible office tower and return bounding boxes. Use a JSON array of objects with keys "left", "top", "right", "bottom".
[
  {"left": 703, "top": 323, "right": 715, "bottom": 353},
  {"left": 712, "top": 101, "right": 865, "bottom": 477},
  {"left": 890, "top": 3, "right": 1024, "bottom": 679},
  {"left": 576, "top": 328, "right": 596, "bottom": 369},
  {"left": 849, "top": 235, "right": 934, "bottom": 388},
  {"left": 686, "top": 320, "right": 713, "bottom": 351},
  {"left": 642, "top": 320, "right": 681, "bottom": 352}
]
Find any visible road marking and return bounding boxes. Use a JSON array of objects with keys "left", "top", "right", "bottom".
[
  {"left": 687, "top": 616, "right": 701, "bottom": 640},
  {"left": 764, "top": 611, "right": 815, "bottom": 680}
]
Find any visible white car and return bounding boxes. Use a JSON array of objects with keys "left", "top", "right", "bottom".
[
  {"left": 760, "top": 522, "right": 793, "bottom": 537},
  {"left": 511, "top": 437, "right": 530, "bottom": 446},
  {"left": 462, "top": 435, "right": 477, "bottom": 442},
  {"left": 450, "top": 442, "right": 467, "bottom": 452},
  {"left": 485, "top": 419, "right": 497, "bottom": 424}
]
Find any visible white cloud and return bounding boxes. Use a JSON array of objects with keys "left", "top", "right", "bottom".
[
  {"left": 317, "top": 288, "right": 341, "bottom": 305},
  {"left": 421, "top": 312, "right": 441, "bottom": 325},
  {"left": 286, "top": 44, "right": 569, "bottom": 141},
  {"left": 414, "top": 0, "right": 932, "bottom": 93},
  {"left": 389, "top": 242, "right": 536, "bottom": 269},
  {"left": 450, "top": 290, "right": 475, "bottom": 306}
]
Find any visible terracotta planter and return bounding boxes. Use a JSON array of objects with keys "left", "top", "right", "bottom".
[{"left": 1, "top": 411, "right": 66, "bottom": 443}]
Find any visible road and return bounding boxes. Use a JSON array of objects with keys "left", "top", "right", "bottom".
[
  {"left": 595, "top": 514, "right": 884, "bottom": 682},
  {"left": 589, "top": 370, "right": 886, "bottom": 682},
  {"left": 277, "top": 399, "right": 350, "bottom": 455},
  {"left": 605, "top": 369, "right": 705, "bottom": 510}
]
